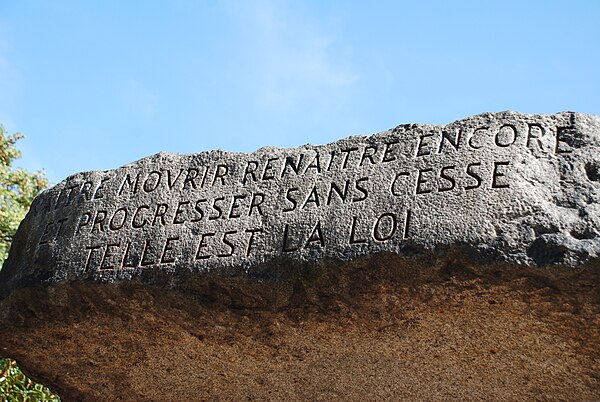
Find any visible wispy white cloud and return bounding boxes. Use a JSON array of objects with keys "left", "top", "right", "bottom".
[{"left": 225, "top": 0, "right": 357, "bottom": 111}]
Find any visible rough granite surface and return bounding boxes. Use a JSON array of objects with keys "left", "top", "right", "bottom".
[
  {"left": 1, "top": 111, "right": 599, "bottom": 296},
  {"left": 0, "top": 112, "right": 599, "bottom": 401}
]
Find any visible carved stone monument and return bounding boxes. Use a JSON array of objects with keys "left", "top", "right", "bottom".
[{"left": 0, "top": 112, "right": 599, "bottom": 401}]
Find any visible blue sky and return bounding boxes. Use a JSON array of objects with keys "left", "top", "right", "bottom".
[{"left": 1, "top": 0, "right": 598, "bottom": 183}]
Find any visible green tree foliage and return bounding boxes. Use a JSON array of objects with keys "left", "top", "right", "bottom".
[
  {"left": 0, "top": 125, "right": 59, "bottom": 400},
  {"left": 0, "top": 359, "right": 60, "bottom": 401},
  {"left": 0, "top": 126, "right": 48, "bottom": 261}
]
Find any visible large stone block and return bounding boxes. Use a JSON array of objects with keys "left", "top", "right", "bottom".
[
  {"left": 0, "top": 112, "right": 599, "bottom": 401},
  {"left": 2, "top": 111, "right": 600, "bottom": 293}
]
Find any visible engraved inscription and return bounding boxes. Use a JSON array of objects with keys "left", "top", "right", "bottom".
[{"left": 21, "top": 111, "right": 596, "bottom": 276}]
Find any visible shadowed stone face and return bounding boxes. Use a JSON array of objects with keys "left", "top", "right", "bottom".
[{"left": 1, "top": 111, "right": 599, "bottom": 294}]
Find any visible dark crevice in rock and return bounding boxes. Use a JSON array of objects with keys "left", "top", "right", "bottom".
[
  {"left": 571, "top": 228, "right": 598, "bottom": 240},
  {"left": 585, "top": 161, "right": 600, "bottom": 182},
  {"left": 532, "top": 224, "right": 561, "bottom": 236},
  {"left": 527, "top": 237, "right": 569, "bottom": 265}
]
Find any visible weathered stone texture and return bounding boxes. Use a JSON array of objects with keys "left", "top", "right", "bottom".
[
  {"left": 1, "top": 112, "right": 599, "bottom": 401},
  {"left": 1, "top": 111, "right": 599, "bottom": 296}
]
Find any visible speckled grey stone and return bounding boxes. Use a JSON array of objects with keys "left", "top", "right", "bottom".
[{"left": 1, "top": 111, "right": 599, "bottom": 295}]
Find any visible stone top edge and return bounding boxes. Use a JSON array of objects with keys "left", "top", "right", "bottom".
[{"left": 52, "top": 111, "right": 597, "bottom": 187}]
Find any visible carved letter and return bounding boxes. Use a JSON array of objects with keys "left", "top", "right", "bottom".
[
  {"left": 439, "top": 165, "right": 456, "bottom": 192},
  {"left": 495, "top": 124, "right": 517, "bottom": 147},
  {"left": 243, "top": 161, "right": 259, "bottom": 184},
  {"left": 465, "top": 163, "right": 483, "bottom": 190},
  {"left": 349, "top": 217, "right": 367, "bottom": 244},
  {"left": 492, "top": 161, "right": 510, "bottom": 188},
  {"left": 526, "top": 123, "right": 545, "bottom": 152},
  {"left": 161, "top": 237, "right": 179, "bottom": 263},
  {"left": 416, "top": 168, "right": 433, "bottom": 195},
  {"left": 416, "top": 132, "right": 434, "bottom": 157},
  {"left": 245, "top": 228, "right": 263, "bottom": 256},
  {"left": 305, "top": 221, "right": 325, "bottom": 248},
  {"left": 218, "top": 231, "right": 236, "bottom": 257},
  {"left": 195, "top": 233, "right": 215, "bottom": 260},
  {"left": 373, "top": 213, "right": 397, "bottom": 242},
  {"left": 282, "top": 224, "right": 298, "bottom": 252}
]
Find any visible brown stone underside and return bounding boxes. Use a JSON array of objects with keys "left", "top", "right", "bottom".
[{"left": 1, "top": 254, "right": 599, "bottom": 401}]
